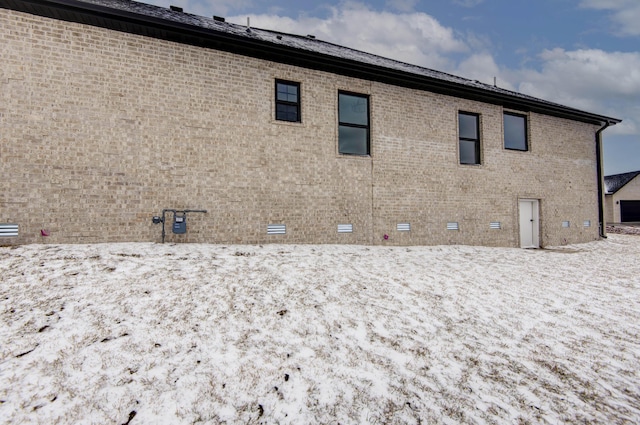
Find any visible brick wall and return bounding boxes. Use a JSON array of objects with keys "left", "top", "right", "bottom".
[{"left": 0, "top": 8, "right": 602, "bottom": 246}]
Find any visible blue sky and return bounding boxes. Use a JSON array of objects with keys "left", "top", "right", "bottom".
[{"left": 145, "top": 0, "right": 640, "bottom": 175}]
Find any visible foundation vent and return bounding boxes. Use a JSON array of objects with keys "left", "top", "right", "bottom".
[
  {"left": 447, "top": 222, "right": 459, "bottom": 231},
  {"left": 0, "top": 223, "right": 18, "bottom": 237},
  {"left": 490, "top": 222, "right": 501, "bottom": 229},
  {"left": 397, "top": 223, "right": 411, "bottom": 232},
  {"left": 337, "top": 224, "right": 353, "bottom": 233},
  {"left": 267, "top": 224, "right": 286, "bottom": 235}
]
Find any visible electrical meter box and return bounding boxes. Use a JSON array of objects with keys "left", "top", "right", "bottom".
[{"left": 172, "top": 214, "right": 187, "bottom": 234}]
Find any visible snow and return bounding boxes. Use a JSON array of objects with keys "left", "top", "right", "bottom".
[{"left": 1, "top": 236, "right": 640, "bottom": 424}]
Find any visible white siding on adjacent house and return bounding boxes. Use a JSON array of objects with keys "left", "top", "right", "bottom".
[{"left": 607, "top": 174, "right": 640, "bottom": 223}]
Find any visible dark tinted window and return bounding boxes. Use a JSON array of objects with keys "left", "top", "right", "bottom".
[
  {"left": 275, "top": 80, "right": 300, "bottom": 122},
  {"left": 338, "top": 126, "right": 368, "bottom": 155},
  {"left": 504, "top": 112, "right": 528, "bottom": 151},
  {"left": 276, "top": 104, "right": 298, "bottom": 122},
  {"left": 458, "top": 112, "right": 480, "bottom": 165},
  {"left": 339, "top": 93, "right": 368, "bottom": 125},
  {"left": 459, "top": 113, "right": 478, "bottom": 140},
  {"left": 338, "top": 92, "right": 369, "bottom": 156},
  {"left": 277, "top": 82, "right": 298, "bottom": 102}
]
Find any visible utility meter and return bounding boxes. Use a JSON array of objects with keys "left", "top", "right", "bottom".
[{"left": 172, "top": 213, "right": 187, "bottom": 234}]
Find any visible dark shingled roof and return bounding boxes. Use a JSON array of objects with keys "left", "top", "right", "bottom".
[
  {"left": 604, "top": 171, "right": 640, "bottom": 195},
  {"left": 0, "top": 0, "right": 622, "bottom": 126}
]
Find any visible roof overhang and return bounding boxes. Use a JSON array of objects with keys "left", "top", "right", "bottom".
[{"left": 0, "top": 0, "right": 623, "bottom": 127}]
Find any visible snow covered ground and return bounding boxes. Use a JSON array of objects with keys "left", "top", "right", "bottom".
[{"left": 1, "top": 235, "right": 639, "bottom": 424}]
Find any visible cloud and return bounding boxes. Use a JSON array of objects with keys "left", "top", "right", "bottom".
[
  {"left": 451, "top": 48, "right": 639, "bottom": 135},
  {"left": 455, "top": 53, "right": 516, "bottom": 90},
  {"left": 580, "top": 0, "right": 640, "bottom": 36},
  {"left": 524, "top": 48, "right": 640, "bottom": 102},
  {"left": 229, "top": 2, "right": 469, "bottom": 70},
  {"left": 227, "top": 3, "right": 637, "bottom": 136},
  {"left": 515, "top": 48, "right": 640, "bottom": 134},
  {"left": 159, "top": 1, "right": 635, "bottom": 139}
]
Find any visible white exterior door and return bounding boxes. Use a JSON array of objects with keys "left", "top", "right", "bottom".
[{"left": 519, "top": 199, "right": 539, "bottom": 248}]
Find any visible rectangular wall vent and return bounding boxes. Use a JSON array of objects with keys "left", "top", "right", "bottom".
[
  {"left": 337, "top": 224, "right": 353, "bottom": 233},
  {"left": 397, "top": 223, "right": 411, "bottom": 232},
  {"left": 0, "top": 224, "right": 18, "bottom": 237},
  {"left": 562, "top": 221, "right": 570, "bottom": 228},
  {"left": 447, "top": 222, "right": 459, "bottom": 231},
  {"left": 490, "top": 222, "right": 501, "bottom": 229},
  {"left": 583, "top": 220, "right": 591, "bottom": 228},
  {"left": 267, "top": 224, "right": 286, "bottom": 235}
]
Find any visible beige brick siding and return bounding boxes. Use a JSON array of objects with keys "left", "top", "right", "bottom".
[
  {"left": 605, "top": 195, "right": 615, "bottom": 223},
  {"left": 606, "top": 175, "right": 640, "bottom": 223},
  {"left": 0, "top": 9, "right": 602, "bottom": 246}
]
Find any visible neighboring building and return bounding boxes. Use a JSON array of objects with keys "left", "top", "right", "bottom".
[
  {"left": 0, "top": 0, "right": 621, "bottom": 247},
  {"left": 605, "top": 171, "right": 640, "bottom": 223}
]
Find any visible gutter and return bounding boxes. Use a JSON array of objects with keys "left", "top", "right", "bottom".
[{"left": 596, "top": 121, "right": 613, "bottom": 238}]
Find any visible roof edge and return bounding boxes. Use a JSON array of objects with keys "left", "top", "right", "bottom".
[
  {"left": 1, "top": 0, "right": 623, "bottom": 126},
  {"left": 604, "top": 171, "right": 640, "bottom": 194}
]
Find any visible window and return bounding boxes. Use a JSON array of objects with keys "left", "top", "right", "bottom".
[
  {"left": 458, "top": 112, "right": 480, "bottom": 164},
  {"left": 275, "top": 80, "right": 300, "bottom": 122},
  {"left": 504, "top": 112, "right": 528, "bottom": 151},
  {"left": 338, "top": 91, "right": 369, "bottom": 155}
]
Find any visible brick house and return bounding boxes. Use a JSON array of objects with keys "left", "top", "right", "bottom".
[
  {"left": 605, "top": 171, "right": 640, "bottom": 223},
  {"left": 0, "top": 0, "right": 620, "bottom": 247}
]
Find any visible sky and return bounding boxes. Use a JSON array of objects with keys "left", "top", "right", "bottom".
[{"left": 144, "top": 0, "right": 639, "bottom": 175}]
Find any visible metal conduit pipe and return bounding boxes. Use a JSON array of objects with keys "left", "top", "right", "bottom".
[
  {"left": 596, "top": 121, "right": 611, "bottom": 238},
  {"left": 152, "top": 209, "right": 207, "bottom": 243}
]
